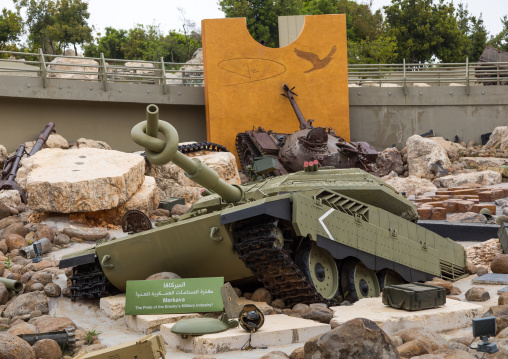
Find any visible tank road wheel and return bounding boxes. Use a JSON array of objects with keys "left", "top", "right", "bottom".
[
  {"left": 377, "top": 269, "right": 405, "bottom": 290},
  {"left": 341, "top": 259, "right": 380, "bottom": 303},
  {"left": 295, "top": 242, "right": 340, "bottom": 300}
]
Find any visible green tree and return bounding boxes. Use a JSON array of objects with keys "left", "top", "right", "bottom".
[
  {"left": 46, "top": 0, "right": 92, "bottom": 55},
  {"left": 218, "top": 0, "right": 302, "bottom": 47},
  {"left": 14, "top": 0, "right": 57, "bottom": 53},
  {"left": 348, "top": 35, "right": 398, "bottom": 64},
  {"left": 0, "top": 8, "right": 23, "bottom": 50},
  {"left": 489, "top": 15, "right": 508, "bottom": 52},
  {"left": 83, "top": 27, "right": 128, "bottom": 59},
  {"left": 384, "top": 0, "right": 468, "bottom": 63}
]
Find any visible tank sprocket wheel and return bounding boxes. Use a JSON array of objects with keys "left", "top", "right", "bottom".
[
  {"left": 121, "top": 210, "right": 152, "bottom": 234},
  {"left": 341, "top": 259, "right": 380, "bottom": 303},
  {"left": 295, "top": 242, "right": 340, "bottom": 300},
  {"left": 377, "top": 269, "right": 405, "bottom": 290}
]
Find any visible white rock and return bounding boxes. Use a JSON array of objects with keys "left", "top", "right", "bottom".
[
  {"left": 0, "top": 145, "right": 7, "bottom": 165},
  {"left": 485, "top": 126, "right": 508, "bottom": 151},
  {"left": 48, "top": 56, "right": 98, "bottom": 80},
  {"left": 45, "top": 134, "right": 69, "bottom": 149},
  {"left": 124, "top": 61, "right": 155, "bottom": 76},
  {"left": 17, "top": 148, "right": 145, "bottom": 212},
  {"left": 384, "top": 176, "right": 437, "bottom": 196},
  {"left": 76, "top": 138, "right": 111, "bottom": 150},
  {"left": 434, "top": 170, "right": 502, "bottom": 188},
  {"left": 147, "top": 151, "right": 240, "bottom": 204},
  {"left": 0, "top": 190, "right": 22, "bottom": 208},
  {"left": 330, "top": 297, "right": 483, "bottom": 335},
  {"left": 407, "top": 135, "right": 451, "bottom": 178},
  {"left": 460, "top": 157, "right": 508, "bottom": 169},
  {"left": 430, "top": 137, "right": 466, "bottom": 161},
  {"left": 100, "top": 294, "right": 126, "bottom": 320}
]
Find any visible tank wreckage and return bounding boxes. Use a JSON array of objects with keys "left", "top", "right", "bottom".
[
  {"left": 60, "top": 104, "right": 467, "bottom": 306},
  {"left": 235, "top": 84, "right": 378, "bottom": 177}
]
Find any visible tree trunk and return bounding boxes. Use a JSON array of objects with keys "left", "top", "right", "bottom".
[{"left": 73, "top": 43, "right": 78, "bottom": 56}]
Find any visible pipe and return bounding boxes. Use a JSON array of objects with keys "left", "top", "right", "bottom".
[
  {"left": 0, "top": 278, "right": 23, "bottom": 292},
  {"left": 20, "top": 238, "right": 53, "bottom": 259}
]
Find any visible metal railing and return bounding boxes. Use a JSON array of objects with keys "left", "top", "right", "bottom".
[{"left": 1, "top": 50, "right": 508, "bottom": 94}]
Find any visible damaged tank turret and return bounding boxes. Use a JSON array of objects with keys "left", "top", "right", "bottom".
[
  {"left": 235, "top": 84, "right": 378, "bottom": 176},
  {"left": 60, "top": 104, "right": 466, "bottom": 306}
]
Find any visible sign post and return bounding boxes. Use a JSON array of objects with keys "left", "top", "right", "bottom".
[{"left": 125, "top": 277, "right": 224, "bottom": 315}]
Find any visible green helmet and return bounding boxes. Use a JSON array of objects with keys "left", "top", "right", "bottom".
[
  {"left": 239, "top": 304, "right": 264, "bottom": 333},
  {"left": 480, "top": 208, "right": 492, "bottom": 217}
]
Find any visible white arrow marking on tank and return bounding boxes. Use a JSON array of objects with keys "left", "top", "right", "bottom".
[{"left": 319, "top": 208, "right": 335, "bottom": 241}]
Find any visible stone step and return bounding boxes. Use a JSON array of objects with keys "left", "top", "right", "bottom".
[
  {"left": 126, "top": 313, "right": 203, "bottom": 334},
  {"left": 161, "top": 314, "right": 330, "bottom": 355},
  {"left": 330, "top": 297, "right": 483, "bottom": 335},
  {"left": 473, "top": 273, "right": 508, "bottom": 285},
  {"left": 100, "top": 294, "right": 126, "bottom": 320}
]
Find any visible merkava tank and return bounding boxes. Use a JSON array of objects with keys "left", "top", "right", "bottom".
[
  {"left": 60, "top": 104, "right": 467, "bottom": 306},
  {"left": 235, "top": 84, "right": 378, "bottom": 177}
]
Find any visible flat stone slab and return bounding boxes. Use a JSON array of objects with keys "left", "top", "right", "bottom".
[
  {"left": 161, "top": 314, "right": 330, "bottom": 354},
  {"left": 330, "top": 297, "right": 483, "bottom": 335},
  {"left": 17, "top": 148, "right": 145, "bottom": 212},
  {"left": 472, "top": 273, "right": 508, "bottom": 285},
  {"left": 125, "top": 313, "right": 202, "bottom": 334},
  {"left": 498, "top": 286, "right": 508, "bottom": 295}
]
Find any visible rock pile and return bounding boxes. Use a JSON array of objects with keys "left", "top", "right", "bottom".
[{"left": 466, "top": 238, "right": 503, "bottom": 266}]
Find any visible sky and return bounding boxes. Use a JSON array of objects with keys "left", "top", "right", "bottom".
[{"left": 1, "top": 0, "right": 506, "bottom": 41}]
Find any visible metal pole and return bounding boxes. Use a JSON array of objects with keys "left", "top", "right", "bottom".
[
  {"left": 403, "top": 59, "right": 407, "bottom": 96},
  {"left": 100, "top": 53, "right": 108, "bottom": 91},
  {"left": 160, "top": 57, "right": 167, "bottom": 94},
  {"left": 38, "top": 48, "right": 47, "bottom": 88},
  {"left": 466, "top": 57, "right": 470, "bottom": 95}
]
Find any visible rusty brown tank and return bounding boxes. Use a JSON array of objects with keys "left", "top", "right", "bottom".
[{"left": 235, "top": 84, "right": 378, "bottom": 176}]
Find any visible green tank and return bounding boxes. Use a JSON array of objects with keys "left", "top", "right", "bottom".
[{"left": 60, "top": 105, "right": 467, "bottom": 306}]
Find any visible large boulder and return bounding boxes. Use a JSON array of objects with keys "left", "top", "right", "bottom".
[
  {"left": 0, "top": 145, "right": 7, "bottom": 167},
  {"left": 32, "top": 339, "right": 62, "bottom": 359},
  {"left": 375, "top": 148, "right": 404, "bottom": 176},
  {"left": 3, "top": 291, "right": 49, "bottom": 318},
  {"left": 446, "top": 212, "right": 488, "bottom": 224},
  {"left": 304, "top": 318, "right": 399, "bottom": 359},
  {"left": 407, "top": 135, "right": 451, "bottom": 178},
  {"left": 0, "top": 202, "right": 11, "bottom": 220},
  {"left": 430, "top": 137, "right": 466, "bottom": 161},
  {"left": 45, "top": 133, "right": 69, "bottom": 149},
  {"left": 0, "top": 332, "right": 36, "bottom": 359},
  {"left": 491, "top": 254, "right": 508, "bottom": 274},
  {"left": 434, "top": 171, "right": 502, "bottom": 188},
  {"left": 28, "top": 315, "right": 77, "bottom": 332},
  {"left": 465, "top": 287, "right": 490, "bottom": 302},
  {"left": 47, "top": 55, "right": 98, "bottom": 80},
  {"left": 483, "top": 305, "right": 508, "bottom": 334},
  {"left": 392, "top": 327, "right": 448, "bottom": 352},
  {"left": 1, "top": 223, "right": 29, "bottom": 240},
  {"left": 460, "top": 157, "right": 508, "bottom": 170},
  {"left": 383, "top": 176, "right": 437, "bottom": 196},
  {"left": 16, "top": 148, "right": 145, "bottom": 212},
  {"left": 146, "top": 150, "right": 241, "bottom": 204},
  {"left": 484, "top": 126, "right": 508, "bottom": 151},
  {"left": 76, "top": 138, "right": 111, "bottom": 150}
]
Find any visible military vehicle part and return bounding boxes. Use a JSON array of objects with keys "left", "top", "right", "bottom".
[
  {"left": 420, "top": 221, "right": 499, "bottom": 243},
  {"left": 20, "top": 238, "right": 52, "bottom": 259},
  {"left": 158, "top": 197, "right": 185, "bottom": 211},
  {"left": 73, "top": 334, "right": 166, "bottom": 359},
  {"left": 0, "top": 277, "right": 23, "bottom": 292},
  {"left": 31, "top": 241, "right": 43, "bottom": 263},
  {"left": 480, "top": 208, "right": 492, "bottom": 218},
  {"left": 122, "top": 209, "right": 153, "bottom": 234},
  {"left": 420, "top": 130, "right": 435, "bottom": 138},
  {"left": 171, "top": 313, "right": 238, "bottom": 338},
  {"left": 60, "top": 105, "right": 467, "bottom": 307},
  {"left": 18, "top": 327, "right": 76, "bottom": 348},
  {"left": 382, "top": 283, "right": 446, "bottom": 311},
  {"left": 222, "top": 282, "right": 241, "bottom": 319},
  {"left": 0, "top": 122, "right": 55, "bottom": 203},
  {"left": 239, "top": 304, "right": 265, "bottom": 333},
  {"left": 235, "top": 84, "right": 378, "bottom": 176},
  {"left": 178, "top": 141, "right": 228, "bottom": 154},
  {"left": 482, "top": 133, "right": 492, "bottom": 146}
]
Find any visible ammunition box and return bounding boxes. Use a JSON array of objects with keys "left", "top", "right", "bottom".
[{"left": 382, "top": 283, "right": 446, "bottom": 311}]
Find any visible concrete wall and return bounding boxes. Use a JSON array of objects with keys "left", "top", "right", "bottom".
[
  {"left": 0, "top": 74, "right": 206, "bottom": 152},
  {"left": 349, "top": 85, "right": 508, "bottom": 150},
  {"left": 278, "top": 15, "right": 305, "bottom": 47}
]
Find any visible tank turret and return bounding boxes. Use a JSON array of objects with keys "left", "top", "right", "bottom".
[{"left": 131, "top": 104, "right": 243, "bottom": 203}]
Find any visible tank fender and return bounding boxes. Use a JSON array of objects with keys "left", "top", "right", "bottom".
[
  {"left": 316, "top": 235, "right": 433, "bottom": 283},
  {"left": 59, "top": 248, "right": 96, "bottom": 269},
  {"left": 220, "top": 197, "right": 291, "bottom": 225}
]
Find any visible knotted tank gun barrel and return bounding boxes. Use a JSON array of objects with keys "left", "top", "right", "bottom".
[{"left": 132, "top": 104, "right": 243, "bottom": 203}]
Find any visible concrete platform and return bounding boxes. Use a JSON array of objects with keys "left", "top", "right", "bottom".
[
  {"left": 330, "top": 297, "right": 483, "bottom": 335},
  {"left": 472, "top": 273, "right": 508, "bottom": 285},
  {"left": 125, "top": 313, "right": 203, "bottom": 334},
  {"left": 498, "top": 286, "right": 508, "bottom": 294},
  {"left": 161, "top": 314, "right": 330, "bottom": 354}
]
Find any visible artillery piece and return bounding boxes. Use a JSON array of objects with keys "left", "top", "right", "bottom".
[
  {"left": 235, "top": 84, "right": 378, "bottom": 176},
  {"left": 60, "top": 105, "right": 466, "bottom": 306}
]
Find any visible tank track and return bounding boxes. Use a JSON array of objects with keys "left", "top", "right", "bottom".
[
  {"left": 234, "top": 218, "right": 329, "bottom": 307},
  {"left": 69, "top": 262, "right": 108, "bottom": 301},
  {"left": 178, "top": 141, "right": 229, "bottom": 154},
  {"left": 235, "top": 133, "right": 262, "bottom": 174}
]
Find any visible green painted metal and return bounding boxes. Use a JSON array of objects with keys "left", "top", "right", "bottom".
[
  {"left": 0, "top": 277, "right": 23, "bottom": 292},
  {"left": 382, "top": 283, "right": 446, "bottom": 311},
  {"left": 61, "top": 105, "right": 467, "bottom": 301},
  {"left": 171, "top": 314, "right": 238, "bottom": 336}
]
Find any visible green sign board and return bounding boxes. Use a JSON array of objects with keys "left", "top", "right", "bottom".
[{"left": 125, "top": 277, "right": 224, "bottom": 315}]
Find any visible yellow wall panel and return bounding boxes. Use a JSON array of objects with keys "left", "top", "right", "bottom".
[{"left": 202, "top": 15, "right": 349, "bottom": 159}]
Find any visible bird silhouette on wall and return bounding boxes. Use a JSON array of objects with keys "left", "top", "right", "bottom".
[{"left": 294, "top": 45, "right": 337, "bottom": 73}]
